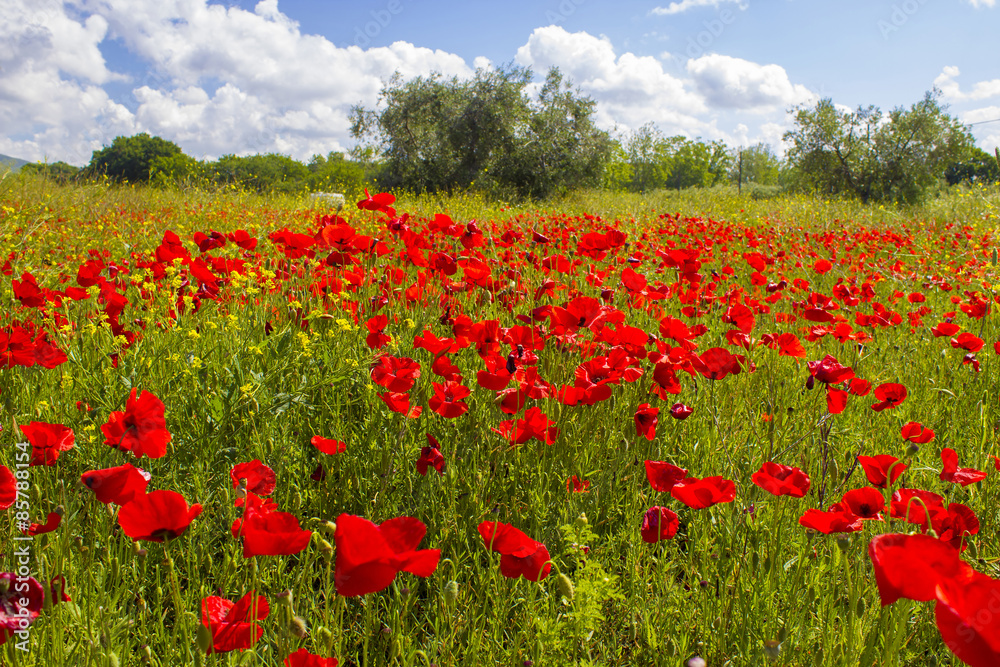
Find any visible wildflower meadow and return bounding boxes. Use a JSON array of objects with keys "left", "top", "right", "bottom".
[{"left": 2, "top": 175, "right": 1000, "bottom": 666}]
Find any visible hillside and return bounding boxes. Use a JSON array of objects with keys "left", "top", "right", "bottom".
[{"left": 0, "top": 153, "right": 29, "bottom": 172}]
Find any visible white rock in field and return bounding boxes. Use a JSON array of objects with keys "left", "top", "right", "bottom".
[{"left": 309, "top": 192, "right": 345, "bottom": 210}]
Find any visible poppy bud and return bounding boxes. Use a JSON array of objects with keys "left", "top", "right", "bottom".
[
  {"left": 277, "top": 589, "right": 294, "bottom": 610},
  {"left": 317, "top": 626, "right": 333, "bottom": 643},
  {"left": 107, "top": 653, "right": 120, "bottom": 667},
  {"left": 575, "top": 513, "right": 588, "bottom": 529},
  {"left": 0, "top": 578, "right": 9, "bottom": 596},
  {"left": 288, "top": 615, "right": 308, "bottom": 639},
  {"left": 763, "top": 640, "right": 780, "bottom": 660},
  {"left": 321, "top": 520, "right": 338, "bottom": 535},
  {"left": 805, "top": 375, "right": 815, "bottom": 390},
  {"left": 140, "top": 645, "right": 153, "bottom": 664},
  {"left": 556, "top": 573, "right": 575, "bottom": 601},
  {"left": 444, "top": 580, "right": 459, "bottom": 606},
  {"left": 836, "top": 535, "right": 851, "bottom": 552},
  {"left": 196, "top": 623, "right": 214, "bottom": 653},
  {"left": 906, "top": 442, "right": 920, "bottom": 456}
]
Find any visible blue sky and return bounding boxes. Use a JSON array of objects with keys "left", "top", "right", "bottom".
[{"left": 2, "top": 0, "right": 998, "bottom": 165}]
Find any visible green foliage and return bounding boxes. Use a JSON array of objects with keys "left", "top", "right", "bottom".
[
  {"left": 208, "top": 153, "right": 312, "bottom": 194},
  {"left": 605, "top": 125, "right": 732, "bottom": 193},
  {"left": 945, "top": 146, "right": 1000, "bottom": 185},
  {"left": 86, "top": 133, "right": 185, "bottom": 183},
  {"left": 307, "top": 152, "right": 366, "bottom": 198},
  {"left": 784, "top": 90, "right": 976, "bottom": 204},
  {"left": 20, "top": 161, "right": 81, "bottom": 184},
  {"left": 351, "top": 65, "right": 612, "bottom": 200},
  {"left": 731, "top": 142, "right": 782, "bottom": 188}
]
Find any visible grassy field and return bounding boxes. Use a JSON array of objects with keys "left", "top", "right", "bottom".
[{"left": 1, "top": 173, "right": 1000, "bottom": 666}]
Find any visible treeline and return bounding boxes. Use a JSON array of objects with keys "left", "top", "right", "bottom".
[
  {"left": 23, "top": 135, "right": 372, "bottom": 198},
  {"left": 23, "top": 66, "right": 1000, "bottom": 205}
]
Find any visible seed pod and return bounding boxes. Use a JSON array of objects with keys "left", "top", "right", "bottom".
[
  {"left": 556, "top": 573, "right": 575, "bottom": 601},
  {"left": 443, "top": 580, "right": 459, "bottom": 606},
  {"left": 288, "top": 616, "right": 308, "bottom": 639},
  {"left": 196, "top": 623, "right": 214, "bottom": 653}
]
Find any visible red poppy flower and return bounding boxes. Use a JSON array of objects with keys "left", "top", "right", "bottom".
[
  {"left": 900, "top": 422, "right": 935, "bottom": 444},
  {"left": 236, "top": 511, "right": 312, "bottom": 558},
  {"left": 939, "top": 448, "right": 987, "bottom": 486},
  {"left": 807, "top": 355, "right": 855, "bottom": 385},
  {"left": 334, "top": 514, "right": 440, "bottom": 597},
  {"left": 428, "top": 380, "right": 471, "bottom": 419},
  {"left": 284, "top": 648, "right": 339, "bottom": 667},
  {"left": 478, "top": 521, "right": 551, "bottom": 582},
  {"left": 890, "top": 488, "right": 946, "bottom": 527},
  {"left": 370, "top": 356, "right": 421, "bottom": 393},
  {"left": 101, "top": 389, "right": 172, "bottom": 458},
  {"left": 798, "top": 506, "right": 863, "bottom": 534},
  {"left": 641, "top": 507, "right": 679, "bottom": 543},
  {"left": 839, "top": 488, "right": 885, "bottom": 520},
  {"left": 201, "top": 591, "right": 269, "bottom": 653},
  {"left": 311, "top": 436, "right": 346, "bottom": 455},
  {"left": 0, "top": 466, "right": 17, "bottom": 510},
  {"left": 357, "top": 189, "right": 396, "bottom": 216},
  {"left": 378, "top": 392, "right": 422, "bottom": 418},
  {"left": 694, "top": 347, "right": 742, "bottom": 380},
  {"left": 669, "top": 402, "right": 694, "bottom": 420},
  {"left": 81, "top": 463, "right": 151, "bottom": 505},
  {"left": 19, "top": 422, "right": 74, "bottom": 466},
  {"left": 21, "top": 511, "right": 61, "bottom": 536},
  {"left": 416, "top": 444, "right": 446, "bottom": 476},
  {"left": 566, "top": 475, "right": 590, "bottom": 493},
  {"left": 950, "top": 332, "right": 984, "bottom": 353},
  {"left": 935, "top": 503, "right": 980, "bottom": 551},
  {"left": 867, "top": 533, "right": 971, "bottom": 606},
  {"left": 492, "top": 407, "right": 559, "bottom": 446},
  {"left": 826, "top": 387, "right": 848, "bottom": 414},
  {"left": 857, "top": 455, "right": 907, "bottom": 488},
  {"left": 870, "top": 382, "right": 907, "bottom": 412},
  {"left": 634, "top": 404, "right": 659, "bottom": 440},
  {"left": 842, "top": 379, "right": 869, "bottom": 397},
  {"left": 117, "top": 489, "right": 202, "bottom": 542},
  {"left": 0, "top": 573, "right": 44, "bottom": 645},
  {"left": 645, "top": 460, "right": 688, "bottom": 493},
  {"left": 365, "top": 315, "right": 391, "bottom": 350},
  {"left": 751, "top": 462, "right": 811, "bottom": 498},
  {"left": 230, "top": 460, "right": 276, "bottom": 496},
  {"left": 670, "top": 476, "right": 736, "bottom": 509},
  {"left": 935, "top": 572, "right": 1000, "bottom": 667}
]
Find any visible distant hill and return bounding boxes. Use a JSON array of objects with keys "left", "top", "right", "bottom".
[{"left": 0, "top": 154, "right": 30, "bottom": 172}]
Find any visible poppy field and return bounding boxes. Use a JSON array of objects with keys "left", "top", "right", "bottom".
[{"left": 2, "top": 178, "right": 1000, "bottom": 666}]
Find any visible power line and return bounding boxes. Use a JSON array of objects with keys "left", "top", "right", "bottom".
[{"left": 967, "top": 117, "right": 1000, "bottom": 126}]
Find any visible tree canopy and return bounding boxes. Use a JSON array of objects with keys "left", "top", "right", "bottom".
[
  {"left": 86, "top": 133, "right": 184, "bottom": 183},
  {"left": 783, "top": 91, "right": 976, "bottom": 204},
  {"left": 350, "top": 65, "right": 612, "bottom": 199}
]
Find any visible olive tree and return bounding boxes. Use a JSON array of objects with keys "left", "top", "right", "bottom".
[{"left": 784, "top": 90, "right": 975, "bottom": 204}]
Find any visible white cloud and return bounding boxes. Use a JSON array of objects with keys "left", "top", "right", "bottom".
[
  {"left": 968, "top": 0, "right": 996, "bottom": 7},
  {"left": 0, "top": 2, "right": 807, "bottom": 165},
  {"left": 934, "top": 66, "right": 1000, "bottom": 102},
  {"left": 4, "top": 0, "right": 473, "bottom": 163},
  {"left": 515, "top": 26, "right": 709, "bottom": 134},
  {"left": 686, "top": 54, "right": 816, "bottom": 111},
  {"left": 650, "top": 0, "right": 745, "bottom": 16}
]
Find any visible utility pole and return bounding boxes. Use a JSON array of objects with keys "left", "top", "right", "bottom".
[{"left": 737, "top": 149, "right": 743, "bottom": 196}]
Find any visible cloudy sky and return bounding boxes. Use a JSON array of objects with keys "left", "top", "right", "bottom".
[{"left": 2, "top": 0, "right": 998, "bottom": 166}]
